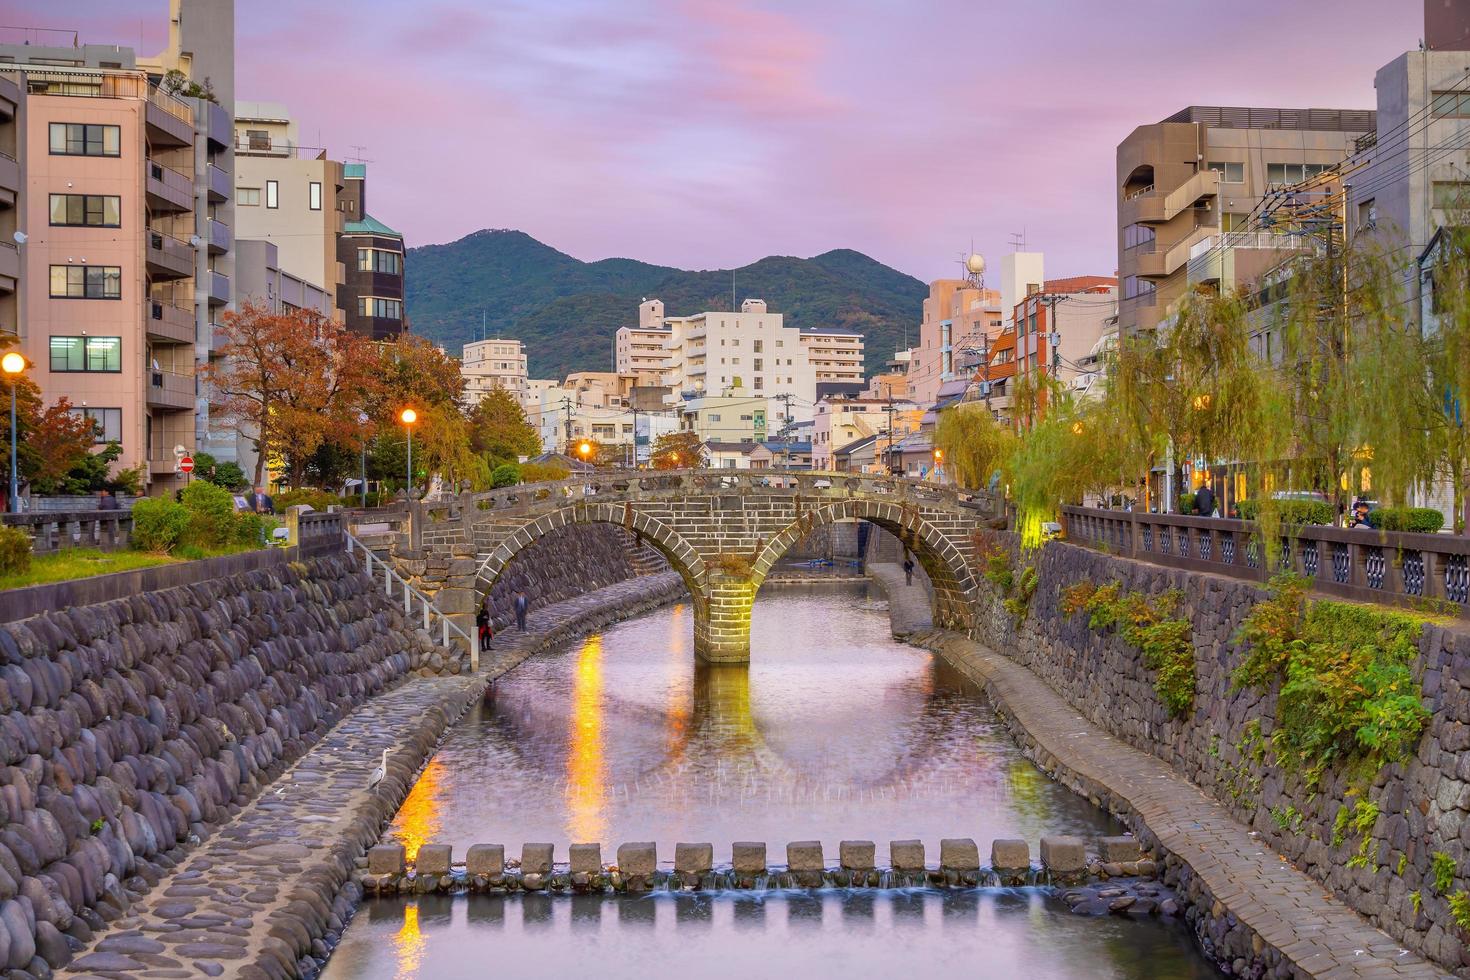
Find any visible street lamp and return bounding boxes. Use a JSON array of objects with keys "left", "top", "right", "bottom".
[
  {"left": 932, "top": 447, "right": 944, "bottom": 485},
  {"left": 357, "top": 411, "right": 369, "bottom": 508},
  {"left": 400, "top": 408, "right": 417, "bottom": 497},
  {"left": 2, "top": 352, "right": 24, "bottom": 513},
  {"left": 670, "top": 452, "right": 679, "bottom": 468},
  {"left": 577, "top": 440, "right": 592, "bottom": 467}
]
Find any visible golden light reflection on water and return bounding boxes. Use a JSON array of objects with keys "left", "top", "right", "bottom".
[
  {"left": 664, "top": 604, "right": 690, "bottom": 754},
  {"left": 392, "top": 902, "right": 424, "bottom": 979},
  {"left": 566, "top": 633, "right": 607, "bottom": 844},
  {"left": 394, "top": 758, "right": 445, "bottom": 862}
]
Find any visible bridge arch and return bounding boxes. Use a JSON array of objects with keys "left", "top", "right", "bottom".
[
  {"left": 474, "top": 502, "right": 708, "bottom": 627},
  {"left": 749, "top": 498, "right": 977, "bottom": 632}
]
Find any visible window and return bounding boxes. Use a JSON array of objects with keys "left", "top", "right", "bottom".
[
  {"left": 48, "top": 122, "right": 120, "bottom": 157},
  {"left": 1207, "top": 161, "right": 1244, "bottom": 182},
  {"left": 309, "top": 181, "right": 322, "bottom": 210},
  {"left": 775, "top": 340, "right": 783, "bottom": 347},
  {"left": 1266, "top": 162, "right": 1331, "bottom": 186},
  {"left": 1123, "top": 223, "right": 1156, "bottom": 250},
  {"left": 709, "top": 413, "right": 721, "bottom": 422},
  {"left": 1221, "top": 212, "right": 1249, "bottom": 232},
  {"left": 1432, "top": 91, "right": 1470, "bottom": 118},
  {"left": 1358, "top": 198, "right": 1377, "bottom": 229},
  {"left": 48, "top": 194, "right": 121, "bottom": 227},
  {"left": 356, "top": 248, "right": 402, "bottom": 275},
  {"left": 1122, "top": 275, "right": 1156, "bottom": 300},
  {"left": 69, "top": 407, "right": 122, "bottom": 444},
  {"left": 357, "top": 296, "right": 402, "bottom": 320},
  {"left": 265, "top": 180, "right": 278, "bottom": 209},
  {"left": 1433, "top": 181, "right": 1470, "bottom": 210},
  {"left": 238, "top": 187, "right": 261, "bottom": 207},
  {"left": 49, "top": 265, "right": 121, "bottom": 299},
  {"left": 753, "top": 358, "right": 763, "bottom": 371},
  {"left": 754, "top": 377, "right": 764, "bottom": 390},
  {"left": 245, "top": 129, "right": 271, "bottom": 150},
  {"left": 50, "top": 336, "right": 122, "bottom": 373},
  {"left": 753, "top": 339, "right": 763, "bottom": 353}
]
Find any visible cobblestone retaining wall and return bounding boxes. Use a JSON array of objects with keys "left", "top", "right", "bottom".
[
  {"left": 981, "top": 540, "right": 1470, "bottom": 974},
  {"left": 0, "top": 553, "right": 428, "bottom": 976}
]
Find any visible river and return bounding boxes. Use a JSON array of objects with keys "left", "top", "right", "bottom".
[{"left": 324, "top": 583, "right": 1219, "bottom": 978}]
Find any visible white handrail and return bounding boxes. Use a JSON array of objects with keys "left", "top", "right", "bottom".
[{"left": 344, "top": 532, "right": 477, "bottom": 670}]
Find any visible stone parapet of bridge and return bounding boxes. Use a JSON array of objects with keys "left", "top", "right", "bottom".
[{"left": 387, "top": 470, "right": 999, "bottom": 664}]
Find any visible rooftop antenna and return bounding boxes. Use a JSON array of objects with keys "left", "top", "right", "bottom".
[
  {"left": 731, "top": 269, "right": 736, "bottom": 312},
  {"left": 1009, "top": 230, "right": 1027, "bottom": 252},
  {"left": 347, "top": 145, "right": 374, "bottom": 163}
]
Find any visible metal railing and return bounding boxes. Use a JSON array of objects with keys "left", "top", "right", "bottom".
[
  {"left": 1062, "top": 506, "right": 1470, "bottom": 615},
  {"left": 344, "top": 531, "right": 476, "bottom": 668}
]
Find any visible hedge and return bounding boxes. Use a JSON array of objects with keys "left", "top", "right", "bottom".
[
  {"left": 0, "top": 526, "right": 31, "bottom": 576},
  {"left": 1236, "top": 499, "right": 1335, "bottom": 525},
  {"left": 1366, "top": 507, "right": 1444, "bottom": 534}
]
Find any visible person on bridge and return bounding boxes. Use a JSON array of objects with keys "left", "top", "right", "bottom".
[
  {"left": 1194, "top": 484, "right": 1216, "bottom": 518},
  {"left": 903, "top": 555, "right": 915, "bottom": 586},
  {"left": 514, "top": 590, "right": 530, "bottom": 631}
]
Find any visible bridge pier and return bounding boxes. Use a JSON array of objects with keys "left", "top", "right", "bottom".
[{"left": 693, "top": 572, "right": 756, "bottom": 664}]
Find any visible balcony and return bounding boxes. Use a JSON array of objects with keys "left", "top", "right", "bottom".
[
  {"left": 146, "top": 230, "right": 194, "bottom": 281},
  {"left": 0, "top": 242, "right": 16, "bottom": 293},
  {"left": 0, "top": 75, "right": 18, "bottom": 120},
  {"left": 145, "top": 88, "right": 194, "bottom": 148},
  {"left": 207, "top": 163, "right": 230, "bottom": 203},
  {"left": 0, "top": 150, "right": 15, "bottom": 209},
  {"left": 208, "top": 218, "right": 230, "bottom": 255},
  {"left": 205, "top": 100, "right": 231, "bottom": 150},
  {"left": 1120, "top": 169, "right": 1220, "bottom": 227},
  {"left": 146, "top": 160, "right": 193, "bottom": 213},
  {"left": 207, "top": 270, "right": 229, "bottom": 306},
  {"left": 1135, "top": 225, "right": 1218, "bottom": 281},
  {"left": 1187, "top": 232, "right": 1312, "bottom": 289},
  {"left": 146, "top": 370, "right": 195, "bottom": 411},
  {"left": 146, "top": 299, "right": 195, "bottom": 345}
]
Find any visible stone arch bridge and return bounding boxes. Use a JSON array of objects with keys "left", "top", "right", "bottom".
[{"left": 392, "top": 470, "right": 998, "bottom": 663}]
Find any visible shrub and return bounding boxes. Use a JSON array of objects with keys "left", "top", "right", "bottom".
[
  {"left": 1234, "top": 573, "right": 1431, "bottom": 780},
  {"left": 211, "top": 461, "right": 248, "bottom": 492},
  {"left": 1366, "top": 507, "right": 1444, "bottom": 533},
  {"left": 0, "top": 526, "right": 31, "bottom": 576},
  {"left": 275, "top": 488, "right": 341, "bottom": 511},
  {"left": 491, "top": 463, "right": 521, "bottom": 488},
  {"left": 1236, "top": 499, "right": 1335, "bottom": 525},
  {"left": 520, "top": 462, "right": 570, "bottom": 484},
  {"left": 1177, "top": 492, "right": 1196, "bottom": 515},
  {"left": 180, "top": 480, "right": 242, "bottom": 549},
  {"left": 131, "top": 497, "right": 190, "bottom": 553},
  {"left": 1061, "top": 580, "right": 1196, "bottom": 717}
]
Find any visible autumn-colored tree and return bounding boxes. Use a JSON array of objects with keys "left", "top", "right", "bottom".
[
  {"left": 650, "top": 431, "right": 702, "bottom": 469},
  {"left": 204, "top": 301, "right": 378, "bottom": 488},
  {"left": 467, "top": 388, "right": 541, "bottom": 461},
  {"left": 23, "top": 400, "right": 101, "bottom": 494}
]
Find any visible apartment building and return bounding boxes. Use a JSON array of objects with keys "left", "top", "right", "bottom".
[
  {"left": 460, "top": 337, "right": 528, "bottom": 406},
  {"left": 661, "top": 298, "right": 818, "bottom": 430},
  {"left": 337, "top": 164, "right": 405, "bottom": 339},
  {"left": 1348, "top": 3, "right": 1470, "bottom": 326},
  {"left": 1116, "top": 105, "right": 1373, "bottom": 334},
  {"left": 0, "top": 0, "right": 236, "bottom": 495},
  {"left": 908, "top": 280, "right": 1003, "bottom": 407},
  {"left": 232, "top": 101, "right": 343, "bottom": 309},
  {"left": 614, "top": 298, "right": 669, "bottom": 384},
  {"left": 1004, "top": 276, "right": 1118, "bottom": 425},
  {"left": 798, "top": 327, "right": 865, "bottom": 392},
  {"left": 811, "top": 396, "right": 916, "bottom": 471},
  {"left": 679, "top": 393, "right": 769, "bottom": 443}
]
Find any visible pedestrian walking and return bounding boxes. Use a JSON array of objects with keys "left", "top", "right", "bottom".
[
  {"left": 903, "top": 555, "right": 915, "bottom": 586},
  {"left": 1194, "top": 484, "right": 1216, "bottom": 519},
  {"left": 97, "top": 489, "right": 121, "bottom": 511},
  {"left": 475, "top": 597, "right": 492, "bottom": 653},
  {"left": 514, "top": 590, "right": 529, "bottom": 631}
]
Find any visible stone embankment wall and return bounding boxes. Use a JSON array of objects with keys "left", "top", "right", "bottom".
[
  {"left": 0, "top": 553, "right": 431, "bottom": 976},
  {"left": 980, "top": 540, "right": 1470, "bottom": 973}
]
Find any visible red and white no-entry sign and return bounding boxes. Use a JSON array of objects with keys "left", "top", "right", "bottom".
[{"left": 179, "top": 456, "right": 194, "bottom": 474}]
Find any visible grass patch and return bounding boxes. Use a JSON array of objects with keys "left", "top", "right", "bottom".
[{"left": 0, "top": 542, "right": 265, "bottom": 591}]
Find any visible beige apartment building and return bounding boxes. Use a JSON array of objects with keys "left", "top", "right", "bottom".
[
  {"left": 908, "top": 280, "right": 1002, "bottom": 407},
  {"left": 614, "top": 298, "right": 669, "bottom": 384},
  {"left": 0, "top": 3, "right": 236, "bottom": 497},
  {"left": 460, "top": 337, "right": 528, "bottom": 406},
  {"left": 1116, "top": 105, "right": 1373, "bottom": 333},
  {"left": 798, "top": 327, "right": 864, "bottom": 389}
]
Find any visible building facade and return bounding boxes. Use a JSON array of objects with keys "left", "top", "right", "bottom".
[
  {"left": 0, "top": 0, "right": 236, "bottom": 495},
  {"left": 679, "top": 394, "right": 768, "bottom": 444},
  {"left": 1116, "top": 105, "right": 1373, "bottom": 334},
  {"left": 336, "top": 164, "right": 405, "bottom": 340},
  {"left": 908, "top": 280, "right": 1003, "bottom": 408},
  {"left": 1004, "top": 276, "right": 1118, "bottom": 424},
  {"left": 799, "top": 327, "right": 864, "bottom": 390},
  {"left": 460, "top": 337, "right": 528, "bottom": 406}
]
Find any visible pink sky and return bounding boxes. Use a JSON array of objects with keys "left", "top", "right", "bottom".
[{"left": 2, "top": 0, "right": 1424, "bottom": 280}]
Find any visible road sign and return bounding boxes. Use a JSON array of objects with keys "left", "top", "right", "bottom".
[{"left": 179, "top": 456, "right": 194, "bottom": 474}]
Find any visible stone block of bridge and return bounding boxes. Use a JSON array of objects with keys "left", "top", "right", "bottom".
[
  {"left": 939, "top": 838, "right": 979, "bottom": 872},
  {"left": 991, "top": 839, "right": 1030, "bottom": 872},
  {"left": 617, "top": 842, "right": 657, "bottom": 877},
  {"left": 416, "top": 844, "right": 452, "bottom": 876},
  {"left": 840, "top": 840, "right": 875, "bottom": 871},
  {"left": 890, "top": 839, "right": 925, "bottom": 871},
  {"left": 1040, "top": 836, "right": 1086, "bottom": 874},
  {"left": 521, "top": 843, "right": 554, "bottom": 875},
  {"left": 695, "top": 571, "right": 757, "bottom": 663},
  {"left": 675, "top": 842, "right": 713, "bottom": 875},
  {"left": 786, "top": 841, "right": 824, "bottom": 872},
  {"left": 368, "top": 844, "right": 405, "bottom": 876},
  {"left": 467, "top": 844, "right": 504, "bottom": 877},
  {"left": 732, "top": 841, "right": 767, "bottom": 875},
  {"left": 569, "top": 843, "right": 602, "bottom": 875}
]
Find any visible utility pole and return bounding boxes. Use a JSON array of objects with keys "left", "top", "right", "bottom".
[
  {"left": 778, "top": 392, "right": 794, "bottom": 469},
  {"left": 562, "top": 396, "right": 572, "bottom": 452},
  {"left": 882, "top": 381, "right": 896, "bottom": 476},
  {"left": 1034, "top": 294, "right": 1070, "bottom": 422},
  {"left": 630, "top": 404, "right": 639, "bottom": 469}
]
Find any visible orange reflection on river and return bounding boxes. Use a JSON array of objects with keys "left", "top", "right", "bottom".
[
  {"left": 394, "top": 757, "right": 445, "bottom": 862},
  {"left": 391, "top": 902, "right": 424, "bottom": 980},
  {"left": 566, "top": 633, "right": 607, "bottom": 844}
]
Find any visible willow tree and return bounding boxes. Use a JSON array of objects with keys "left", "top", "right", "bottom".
[{"left": 933, "top": 403, "right": 1016, "bottom": 492}]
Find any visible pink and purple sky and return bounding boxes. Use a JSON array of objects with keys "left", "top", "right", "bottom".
[{"left": 3, "top": 0, "right": 1423, "bottom": 279}]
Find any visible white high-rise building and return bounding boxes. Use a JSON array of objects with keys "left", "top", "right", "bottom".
[{"left": 460, "top": 338, "right": 528, "bottom": 406}]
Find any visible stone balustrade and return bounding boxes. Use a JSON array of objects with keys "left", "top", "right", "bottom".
[
  {"left": 1063, "top": 505, "right": 1470, "bottom": 616},
  {"left": 358, "top": 833, "right": 1158, "bottom": 896},
  {"left": 1, "top": 509, "right": 133, "bottom": 553}
]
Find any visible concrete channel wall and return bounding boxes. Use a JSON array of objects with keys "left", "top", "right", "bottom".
[{"left": 964, "top": 540, "right": 1470, "bottom": 975}]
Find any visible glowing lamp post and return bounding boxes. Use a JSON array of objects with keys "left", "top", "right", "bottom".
[
  {"left": 399, "top": 408, "right": 417, "bottom": 497},
  {"left": 2, "top": 352, "right": 24, "bottom": 513},
  {"left": 357, "top": 411, "right": 370, "bottom": 508},
  {"left": 578, "top": 440, "right": 592, "bottom": 466},
  {"left": 932, "top": 447, "right": 944, "bottom": 483}
]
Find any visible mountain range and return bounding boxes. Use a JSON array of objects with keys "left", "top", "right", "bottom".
[{"left": 403, "top": 229, "right": 927, "bottom": 381}]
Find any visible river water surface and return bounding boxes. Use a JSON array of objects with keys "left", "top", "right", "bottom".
[{"left": 324, "top": 583, "right": 1219, "bottom": 979}]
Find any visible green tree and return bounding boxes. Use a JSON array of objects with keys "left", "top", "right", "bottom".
[
  {"left": 933, "top": 403, "right": 1015, "bottom": 492},
  {"left": 467, "top": 389, "right": 541, "bottom": 461}
]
